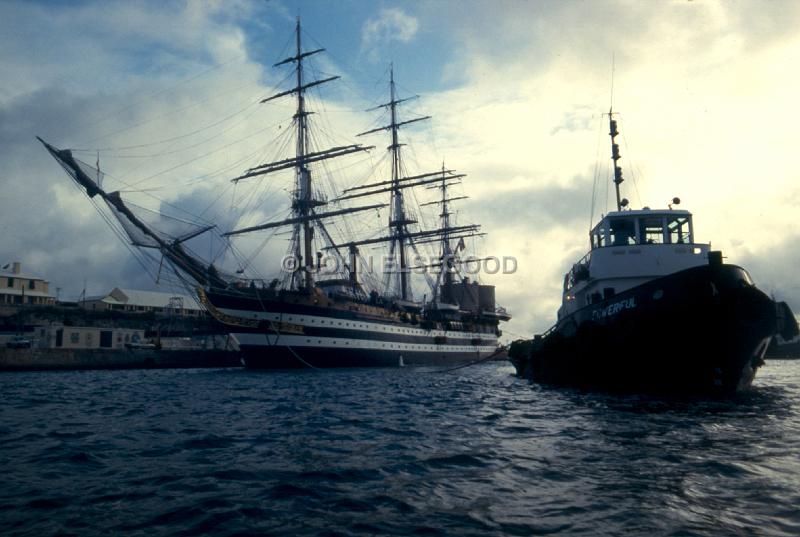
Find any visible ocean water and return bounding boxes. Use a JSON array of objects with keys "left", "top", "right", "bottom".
[{"left": 1, "top": 360, "right": 799, "bottom": 536}]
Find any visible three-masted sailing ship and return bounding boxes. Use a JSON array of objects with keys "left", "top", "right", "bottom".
[{"left": 39, "top": 19, "right": 510, "bottom": 368}]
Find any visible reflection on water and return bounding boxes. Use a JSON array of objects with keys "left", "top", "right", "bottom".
[{"left": 1, "top": 360, "right": 798, "bottom": 536}]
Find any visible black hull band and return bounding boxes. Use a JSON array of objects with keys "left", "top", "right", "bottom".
[
  {"left": 239, "top": 345, "right": 486, "bottom": 369},
  {"left": 512, "top": 264, "right": 779, "bottom": 394}
]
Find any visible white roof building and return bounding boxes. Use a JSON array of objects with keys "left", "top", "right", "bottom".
[{"left": 81, "top": 287, "right": 204, "bottom": 316}]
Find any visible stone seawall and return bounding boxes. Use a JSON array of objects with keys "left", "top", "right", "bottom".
[{"left": 0, "top": 347, "right": 242, "bottom": 371}]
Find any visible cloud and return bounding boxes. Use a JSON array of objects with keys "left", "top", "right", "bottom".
[
  {"left": 357, "top": 0, "right": 800, "bottom": 337},
  {"left": 361, "top": 8, "right": 419, "bottom": 62},
  {"left": 3, "top": 0, "right": 800, "bottom": 342},
  {"left": 0, "top": 1, "right": 286, "bottom": 299}
]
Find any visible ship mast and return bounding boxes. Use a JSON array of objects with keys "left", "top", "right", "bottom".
[
  {"left": 609, "top": 109, "right": 624, "bottom": 211},
  {"left": 294, "top": 18, "right": 314, "bottom": 290},
  {"left": 419, "top": 164, "right": 471, "bottom": 304},
  {"left": 337, "top": 66, "right": 481, "bottom": 303},
  {"left": 437, "top": 163, "right": 455, "bottom": 295},
  {"left": 355, "top": 65, "right": 431, "bottom": 301},
  {"left": 226, "top": 17, "right": 376, "bottom": 292},
  {"left": 388, "top": 66, "right": 413, "bottom": 300}
]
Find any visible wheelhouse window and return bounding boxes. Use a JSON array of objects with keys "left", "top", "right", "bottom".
[
  {"left": 609, "top": 218, "right": 637, "bottom": 246},
  {"left": 639, "top": 217, "right": 665, "bottom": 244},
  {"left": 667, "top": 216, "right": 691, "bottom": 244},
  {"left": 591, "top": 223, "right": 607, "bottom": 249}
]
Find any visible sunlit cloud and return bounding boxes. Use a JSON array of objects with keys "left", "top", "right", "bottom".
[
  {"left": 360, "top": 8, "right": 419, "bottom": 62},
  {"left": 1, "top": 0, "right": 799, "bottom": 340}
]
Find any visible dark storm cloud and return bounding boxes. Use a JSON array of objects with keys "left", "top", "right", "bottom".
[
  {"left": 0, "top": 87, "right": 164, "bottom": 297},
  {"left": 0, "top": 2, "right": 281, "bottom": 299}
]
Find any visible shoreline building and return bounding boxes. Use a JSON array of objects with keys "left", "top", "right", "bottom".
[
  {"left": 0, "top": 262, "right": 56, "bottom": 307},
  {"left": 80, "top": 287, "right": 205, "bottom": 317}
]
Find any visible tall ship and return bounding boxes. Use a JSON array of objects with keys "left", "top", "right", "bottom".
[
  {"left": 38, "top": 19, "right": 510, "bottom": 368},
  {"left": 510, "top": 107, "right": 798, "bottom": 393}
]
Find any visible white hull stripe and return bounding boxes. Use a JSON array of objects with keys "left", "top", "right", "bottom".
[
  {"left": 232, "top": 333, "right": 498, "bottom": 354},
  {"left": 217, "top": 306, "right": 497, "bottom": 342}
]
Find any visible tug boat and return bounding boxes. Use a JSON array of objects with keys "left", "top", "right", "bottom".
[{"left": 510, "top": 110, "right": 798, "bottom": 393}]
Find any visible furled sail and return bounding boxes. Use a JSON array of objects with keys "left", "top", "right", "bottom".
[{"left": 37, "top": 137, "right": 227, "bottom": 289}]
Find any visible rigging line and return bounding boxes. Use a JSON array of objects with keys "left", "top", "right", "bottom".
[
  {"left": 95, "top": 173, "right": 222, "bottom": 233},
  {"left": 84, "top": 192, "right": 159, "bottom": 282},
  {"left": 234, "top": 129, "right": 293, "bottom": 219},
  {"left": 110, "top": 180, "right": 218, "bottom": 226},
  {"left": 124, "top": 188, "right": 218, "bottom": 228},
  {"left": 257, "top": 69, "right": 299, "bottom": 111},
  {"left": 123, "top": 199, "right": 214, "bottom": 227},
  {"left": 317, "top": 152, "right": 377, "bottom": 184},
  {"left": 618, "top": 121, "right": 643, "bottom": 208},
  {"left": 302, "top": 30, "right": 386, "bottom": 104},
  {"left": 196, "top": 182, "right": 234, "bottom": 220},
  {"left": 95, "top": 120, "right": 279, "bottom": 196},
  {"left": 233, "top": 182, "right": 281, "bottom": 231},
  {"left": 604, "top": 151, "right": 610, "bottom": 214},
  {"left": 78, "top": 56, "right": 244, "bottom": 132},
  {"left": 182, "top": 143, "right": 271, "bottom": 186},
  {"left": 306, "top": 67, "right": 365, "bottom": 150},
  {"left": 73, "top": 90, "right": 260, "bottom": 153},
  {"left": 249, "top": 277, "right": 320, "bottom": 369},
  {"left": 308, "top": 98, "right": 358, "bottom": 149},
  {"left": 112, "top": 109, "right": 274, "bottom": 185},
  {"left": 337, "top": 150, "right": 391, "bottom": 194},
  {"left": 81, "top": 80, "right": 260, "bottom": 146},
  {"left": 610, "top": 52, "right": 616, "bottom": 112},
  {"left": 241, "top": 179, "right": 282, "bottom": 230},
  {"left": 276, "top": 22, "right": 295, "bottom": 62},
  {"left": 307, "top": 122, "right": 352, "bottom": 193},
  {"left": 218, "top": 240, "right": 251, "bottom": 274},
  {"left": 85, "top": 103, "right": 270, "bottom": 159},
  {"left": 589, "top": 113, "right": 604, "bottom": 230},
  {"left": 123, "top": 122, "right": 281, "bottom": 189}
]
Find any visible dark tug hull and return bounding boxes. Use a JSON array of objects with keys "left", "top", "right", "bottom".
[{"left": 511, "top": 264, "right": 796, "bottom": 394}]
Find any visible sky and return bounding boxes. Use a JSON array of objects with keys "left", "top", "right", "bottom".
[{"left": 2, "top": 0, "right": 800, "bottom": 340}]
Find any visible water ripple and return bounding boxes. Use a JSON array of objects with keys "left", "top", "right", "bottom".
[{"left": 1, "top": 362, "right": 799, "bottom": 535}]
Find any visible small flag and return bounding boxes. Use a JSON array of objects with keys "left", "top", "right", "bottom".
[{"left": 456, "top": 237, "right": 466, "bottom": 251}]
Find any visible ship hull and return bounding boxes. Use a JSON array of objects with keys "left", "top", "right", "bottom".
[
  {"left": 512, "top": 264, "right": 781, "bottom": 394},
  {"left": 233, "top": 338, "right": 490, "bottom": 369},
  {"left": 203, "top": 290, "right": 499, "bottom": 369}
]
